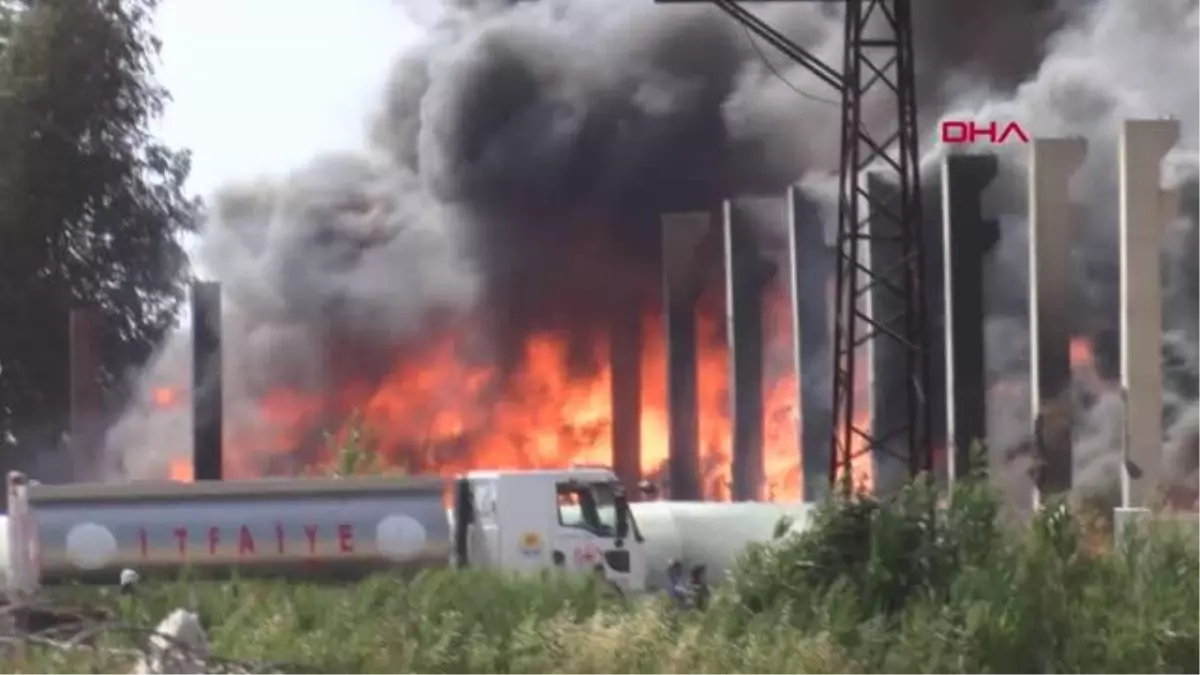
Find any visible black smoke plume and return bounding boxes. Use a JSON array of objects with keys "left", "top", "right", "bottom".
[{"left": 102, "top": 0, "right": 1197, "bottom": 502}]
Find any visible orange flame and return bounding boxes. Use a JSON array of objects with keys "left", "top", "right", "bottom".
[
  {"left": 1069, "top": 337, "right": 1094, "bottom": 370},
  {"left": 320, "top": 309, "right": 805, "bottom": 500},
  {"left": 152, "top": 386, "right": 180, "bottom": 408},
  {"left": 149, "top": 288, "right": 888, "bottom": 501},
  {"left": 1069, "top": 336, "right": 1113, "bottom": 397},
  {"left": 168, "top": 457, "right": 193, "bottom": 483}
]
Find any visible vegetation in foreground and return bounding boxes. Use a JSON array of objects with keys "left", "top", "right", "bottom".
[{"left": 7, "top": 479, "right": 1198, "bottom": 674}]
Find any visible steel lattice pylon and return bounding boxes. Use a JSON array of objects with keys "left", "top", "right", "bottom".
[
  {"left": 827, "top": 0, "right": 931, "bottom": 494},
  {"left": 653, "top": 0, "right": 933, "bottom": 497}
]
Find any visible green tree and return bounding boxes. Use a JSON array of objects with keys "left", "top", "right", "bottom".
[{"left": 0, "top": 0, "right": 195, "bottom": 468}]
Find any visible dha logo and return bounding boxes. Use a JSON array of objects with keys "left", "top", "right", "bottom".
[{"left": 940, "top": 120, "right": 1031, "bottom": 145}]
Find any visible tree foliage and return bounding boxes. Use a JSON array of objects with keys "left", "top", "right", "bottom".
[{"left": 0, "top": 0, "right": 195, "bottom": 465}]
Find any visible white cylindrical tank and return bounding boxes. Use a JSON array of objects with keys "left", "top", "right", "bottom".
[{"left": 631, "top": 501, "right": 812, "bottom": 590}]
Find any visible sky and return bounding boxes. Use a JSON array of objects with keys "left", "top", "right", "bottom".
[{"left": 152, "top": 0, "right": 423, "bottom": 200}]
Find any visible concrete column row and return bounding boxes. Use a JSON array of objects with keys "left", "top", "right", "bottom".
[
  {"left": 655, "top": 196, "right": 829, "bottom": 502},
  {"left": 648, "top": 117, "right": 1181, "bottom": 506},
  {"left": 938, "top": 119, "right": 1180, "bottom": 511}
]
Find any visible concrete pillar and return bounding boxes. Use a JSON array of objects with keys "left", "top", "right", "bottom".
[
  {"left": 609, "top": 298, "right": 642, "bottom": 496},
  {"left": 788, "top": 186, "right": 835, "bottom": 501},
  {"left": 1119, "top": 119, "right": 1180, "bottom": 508},
  {"left": 68, "top": 307, "right": 102, "bottom": 465},
  {"left": 724, "top": 199, "right": 773, "bottom": 501},
  {"left": 940, "top": 154, "right": 1000, "bottom": 483},
  {"left": 921, "top": 181, "right": 948, "bottom": 488},
  {"left": 661, "top": 211, "right": 711, "bottom": 501},
  {"left": 1028, "top": 137, "right": 1087, "bottom": 505},
  {"left": 192, "top": 281, "right": 224, "bottom": 481},
  {"left": 866, "top": 174, "right": 911, "bottom": 495}
]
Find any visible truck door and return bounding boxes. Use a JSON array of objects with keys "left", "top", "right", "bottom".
[{"left": 552, "top": 480, "right": 646, "bottom": 594}]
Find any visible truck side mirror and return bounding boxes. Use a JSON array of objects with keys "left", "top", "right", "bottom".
[{"left": 614, "top": 492, "right": 630, "bottom": 539}]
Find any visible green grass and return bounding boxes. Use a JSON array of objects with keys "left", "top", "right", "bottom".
[{"left": 7, "top": 478, "right": 1198, "bottom": 673}]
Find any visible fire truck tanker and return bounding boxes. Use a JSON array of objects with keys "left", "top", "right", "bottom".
[{"left": 2, "top": 468, "right": 812, "bottom": 598}]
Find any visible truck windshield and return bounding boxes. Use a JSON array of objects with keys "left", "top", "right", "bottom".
[{"left": 556, "top": 481, "right": 618, "bottom": 536}]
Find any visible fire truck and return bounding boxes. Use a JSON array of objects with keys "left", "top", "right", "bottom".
[{"left": 2, "top": 468, "right": 811, "bottom": 598}]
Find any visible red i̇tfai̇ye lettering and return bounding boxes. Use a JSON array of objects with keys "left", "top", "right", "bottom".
[
  {"left": 137, "top": 523, "right": 356, "bottom": 558},
  {"left": 940, "top": 120, "right": 1030, "bottom": 145}
]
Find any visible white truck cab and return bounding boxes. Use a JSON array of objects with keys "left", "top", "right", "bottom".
[{"left": 455, "top": 468, "right": 647, "bottom": 594}]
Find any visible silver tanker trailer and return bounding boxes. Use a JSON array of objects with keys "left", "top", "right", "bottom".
[{"left": 2, "top": 468, "right": 811, "bottom": 599}]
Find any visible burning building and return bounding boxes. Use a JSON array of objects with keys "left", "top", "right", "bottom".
[{"left": 100, "top": 0, "right": 1198, "bottom": 505}]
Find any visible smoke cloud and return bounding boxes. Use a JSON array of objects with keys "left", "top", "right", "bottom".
[
  {"left": 102, "top": 0, "right": 1197, "bottom": 503},
  {"left": 935, "top": 0, "right": 1199, "bottom": 506}
]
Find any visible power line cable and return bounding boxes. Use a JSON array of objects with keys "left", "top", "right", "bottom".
[{"left": 740, "top": 22, "right": 839, "bottom": 107}]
